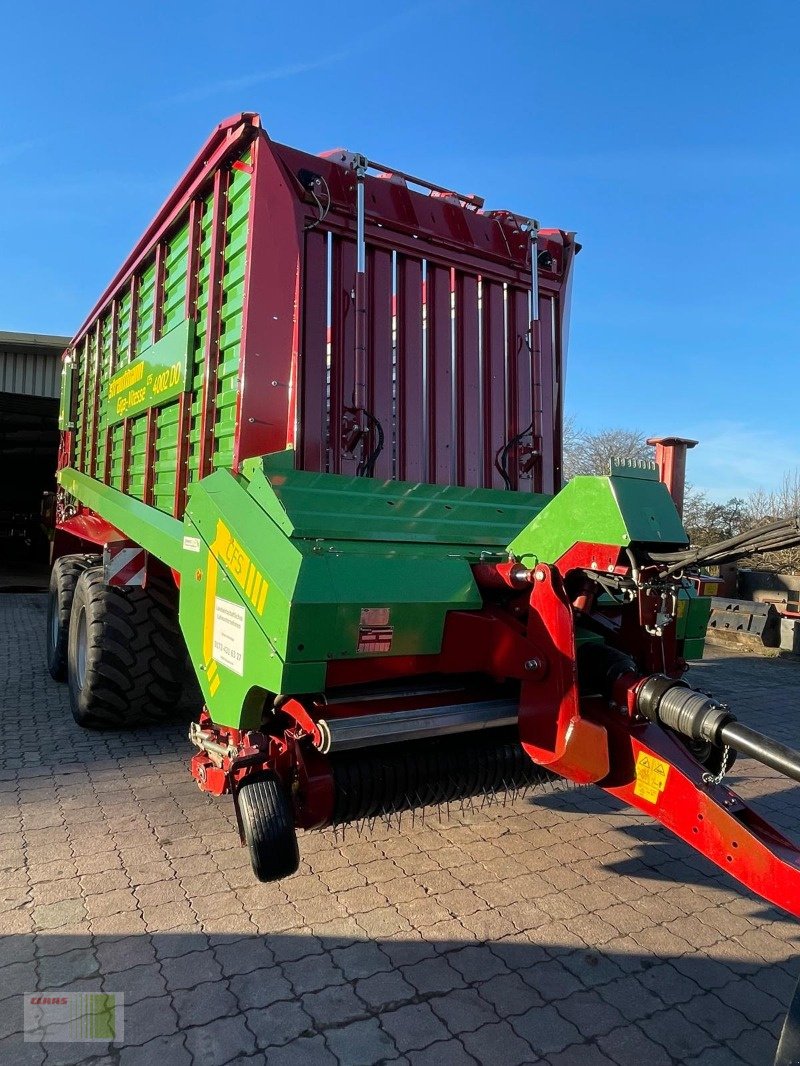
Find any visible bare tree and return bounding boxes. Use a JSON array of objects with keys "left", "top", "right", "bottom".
[
  {"left": 741, "top": 469, "right": 800, "bottom": 573},
  {"left": 682, "top": 487, "right": 746, "bottom": 547},
  {"left": 563, "top": 423, "right": 652, "bottom": 480},
  {"left": 562, "top": 421, "right": 800, "bottom": 574},
  {"left": 561, "top": 415, "right": 584, "bottom": 481},
  {"left": 681, "top": 474, "right": 800, "bottom": 572},
  {"left": 743, "top": 469, "right": 800, "bottom": 526}
]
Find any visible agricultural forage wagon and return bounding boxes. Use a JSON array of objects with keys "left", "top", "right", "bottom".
[{"left": 49, "top": 115, "right": 800, "bottom": 919}]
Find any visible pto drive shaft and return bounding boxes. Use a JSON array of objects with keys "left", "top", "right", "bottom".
[{"left": 636, "top": 676, "right": 800, "bottom": 784}]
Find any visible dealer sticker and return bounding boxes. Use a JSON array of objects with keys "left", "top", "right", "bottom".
[
  {"left": 212, "top": 597, "right": 245, "bottom": 675},
  {"left": 633, "top": 750, "right": 670, "bottom": 804},
  {"left": 182, "top": 536, "right": 201, "bottom": 553}
]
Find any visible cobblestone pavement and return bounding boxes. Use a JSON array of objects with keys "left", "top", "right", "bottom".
[{"left": 2, "top": 592, "right": 799, "bottom": 1065}]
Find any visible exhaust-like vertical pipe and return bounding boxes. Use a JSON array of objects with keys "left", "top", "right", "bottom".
[{"left": 647, "top": 435, "right": 698, "bottom": 517}]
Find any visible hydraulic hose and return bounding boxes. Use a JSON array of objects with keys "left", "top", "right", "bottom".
[{"left": 645, "top": 515, "right": 800, "bottom": 575}]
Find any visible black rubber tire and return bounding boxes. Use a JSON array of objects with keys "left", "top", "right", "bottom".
[
  {"left": 775, "top": 971, "right": 800, "bottom": 1066},
  {"left": 237, "top": 774, "right": 300, "bottom": 883},
  {"left": 46, "top": 555, "right": 100, "bottom": 681},
  {"left": 67, "top": 566, "right": 185, "bottom": 729}
]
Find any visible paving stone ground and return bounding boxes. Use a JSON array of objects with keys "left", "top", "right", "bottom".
[{"left": 1, "top": 592, "right": 799, "bottom": 1065}]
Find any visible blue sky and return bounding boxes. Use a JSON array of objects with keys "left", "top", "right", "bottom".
[{"left": 2, "top": 1, "right": 798, "bottom": 499}]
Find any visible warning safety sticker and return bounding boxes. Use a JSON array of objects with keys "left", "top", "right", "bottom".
[
  {"left": 633, "top": 750, "right": 670, "bottom": 804},
  {"left": 212, "top": 597, "right": 245, "bottom": 675}
]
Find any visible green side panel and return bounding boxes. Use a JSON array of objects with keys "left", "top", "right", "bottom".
[
  {"left": 127, "top": 417, "right": 147, "bottom": 500},
  {"left": 105, "top": 319, "right": 195, "bottom": 426},
  {"left": 507, "top": 472, "right": 688, "bottom": 564},
  {"left": 153, "top": 401, "right": 179, "bottom": 514},
  {"left": 676, "top": 587, "right": 711, "bottom": 660},
  {"left": 682, "top": 638, "right": 707, "bottom": 660},
  {"left": 677, "top": 590, "right": 712, "bottom": 641},
  {"left": 153, "top": 221, "right": 191, "bottom": 515},
  {"left": 187, "top": 190, "right": 215, "bottom": 489},
  {"left": 110, "top": 426, "right": 124, "bottom": 491},
  {"left": 126, "top": 260, "right": 157, "bottom": 500},
  {"left": 94, "top": 313, "right": 113, "bottom": 477},
  {"left": 58, "top": 363, "right": 76, "bottom": 430},
  {"left": 136, "top": 261, "right": 157, "bottom": 358},
  {"left": 162, "top": 222, "right": 190, "bottom": 333},
  {"left": 71, "top": 344, "right": 81, "bottom": 453},
  {"left": 242, "top": 452, "right": 549, "bottom": 546},
  {"left": 177, "top": 454, "right": 541, "bottom": 728},
  {"left": 73, "top": 336, "right": 88, "bottom": 469},
  {"left": 213, "top": 160, "right": 251, "bottom": 472},
  {"left": 85, "top": 331, "right": 98, "bottom": 473},
  {"left": 64, "top": 143, "right": 252, "bottom": 525},
  {"left": 110, "top": 288, "right": 132, "bottom": 490},
  {"left": 58, "top": 467, "right": 184, "bottom": 570}
]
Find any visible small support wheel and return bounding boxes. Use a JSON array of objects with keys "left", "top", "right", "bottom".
[{"left": 237, "top": 774, "right": 300, "bottom": 883}]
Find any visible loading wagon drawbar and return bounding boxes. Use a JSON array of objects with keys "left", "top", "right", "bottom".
[{"left": 50, "top": 113, "right": 800, "bottom": 912}]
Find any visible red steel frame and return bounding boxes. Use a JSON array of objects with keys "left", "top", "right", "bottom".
[{"left": 59, "top": 113, "right": 576, "bottom": 534}]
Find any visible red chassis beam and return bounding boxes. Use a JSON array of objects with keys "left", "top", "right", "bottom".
[
  {"left": 605, "top": 716, "right": 800, "bottom": 917},
  {"left": 53, "top": 505, "right": 178, "bottom": 588},
  {"left": 56, "top": 508, "right": 124, "bottom": 549},
  {"left": 517, "top": 543, "right": 800, "bottom": 920}
]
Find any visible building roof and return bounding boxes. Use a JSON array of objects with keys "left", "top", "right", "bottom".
[
  {"left": 0, "top": 331, "right": 70, "bottom": 352},
  {"left": 0, "top": 332, "right": 70, "bottom": 399}
]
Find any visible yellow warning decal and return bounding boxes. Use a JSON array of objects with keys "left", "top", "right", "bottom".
[
  {"left": 199, "top": 519, "right": 268, "bottom": 694},
  {"left": 206, "top": 660, "right": 220, "bottom": 695},
  {"left": 212, "top": 519, "right": 269, "bottom": 616},
  {"left": 633, "top": 751, "right": 670, "bottom": 804}
]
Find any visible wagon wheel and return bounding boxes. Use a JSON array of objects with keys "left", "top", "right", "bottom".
[
  {"left": 775, "top": 970, "right": 800, "bottom": 1065},
  {"left": 46, "top": 555, "right": 100, "bottom": 680},
  {"left": 67, "top": 567, "right": 184, "bottom": 729}
]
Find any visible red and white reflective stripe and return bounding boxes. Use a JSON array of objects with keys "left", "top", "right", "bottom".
[{"left": 103, "top": 545, "right": 146, "bottom": 587}]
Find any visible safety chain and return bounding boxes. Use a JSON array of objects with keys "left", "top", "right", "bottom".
[{"left": 702, "top": 745, "right": 732, "bottom": 786}]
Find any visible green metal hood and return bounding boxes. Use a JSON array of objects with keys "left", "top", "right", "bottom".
[
  {"left": 507, "top": 462, "right": 689, "bottom": 565},
  {"left": 241, "top": 451, "right": 551, "bottom": 546}
]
